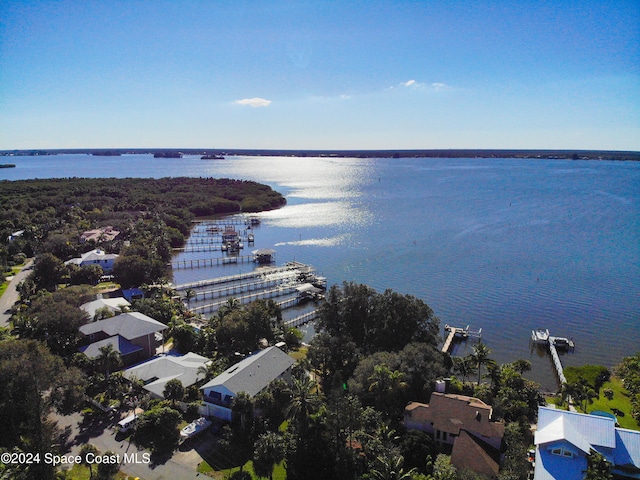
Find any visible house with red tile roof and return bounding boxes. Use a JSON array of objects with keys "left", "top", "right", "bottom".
[{"left": 404, "top": 393, "right": 505, "bottom": 478}]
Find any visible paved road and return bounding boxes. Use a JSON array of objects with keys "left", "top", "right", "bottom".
[
  {"left": 54, "top": 411, "right": 219, "bottom": 480},
  {"left": 0, "top": 259, "right": 33, "bottom": 327}
]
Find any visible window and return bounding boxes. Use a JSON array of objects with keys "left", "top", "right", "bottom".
[{"left": 551, "top": 447, "right": 573, "bottom": 458}]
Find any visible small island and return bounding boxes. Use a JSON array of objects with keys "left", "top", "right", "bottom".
[
  {"left": 0, "top": 163, "right": 16, "bottom": 168},
  {"left": 201, "top": 154, "right": 225, "bottom": 160}
]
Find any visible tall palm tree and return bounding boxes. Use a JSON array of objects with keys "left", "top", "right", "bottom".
[
  {"left": 232, "top": 391, "right": 255, "bottom": 431},
  {"left": 253, "top": 431, "right": 286, "bottom": 480},
  {"left": 285, "top": 372, "right": 322, "bottom": 432},
  {"left": 452, "top": 356, "right": 473, "bottom": 383},
  {"left": 470, "top": 341, "right": 493, "bottom": 385},
  {"left": 80, "top": 444, "right": 98, "bottom": 480},
  {"left": 184, "top": 288, "right": 196, "bottom": 309},
  {"left": 96, "top": 344, "right": 122, "bottom": 377}
]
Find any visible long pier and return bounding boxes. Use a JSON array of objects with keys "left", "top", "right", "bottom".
[
  {"left": 174, "top": 262, "right": 314, "bottom": 291},
  {"left": 442, "top": 324, "right": 482, "bottom": 354},
  {"left": 548, "top": 338, "right": 567, "bottom": 384},
  {"left": 531, "top": 329, "right": 575, "bottom": 387},
  {"left": 285, "top": 310, "right": 318, "bottom": 328},
  {"left": 171, "top": 255, "right": 256, "bottom": 269}
]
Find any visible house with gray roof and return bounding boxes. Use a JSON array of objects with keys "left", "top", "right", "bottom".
[
  {"left": 200, "top": 346, "right": 295, "bottom": 421},
  {"left": 123, "top": 352, "right": 210, "bottom": 399},
  {"left": 534, "top": 406, "right": 640, "bottom": 480},
  {"left": 79, "top": 311, "right": 167, "bottom": 366}
]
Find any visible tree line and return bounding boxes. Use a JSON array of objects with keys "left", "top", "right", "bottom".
[{"left": 0, "top": 177, "right": 285, "bottom": 286}]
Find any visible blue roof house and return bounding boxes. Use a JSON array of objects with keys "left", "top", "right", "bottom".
[{"left": 534, "top": 406, "right": 640, "bottom": 480}]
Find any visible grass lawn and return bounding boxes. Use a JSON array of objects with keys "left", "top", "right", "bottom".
[
  {"left": 0, "top": 266, "right": 24, "bottom": 298},
  {"left": 198, "top": 460, "right": 286, "bottom": 479},
  {"left": 288, "top": 346, "right": 308, "bottom": 362},
  {"left": 586, "top": 376, "right": 639, "bottom": 430},
  {"left": 60, "top": 464, "right": 139, "bottom": 480}
]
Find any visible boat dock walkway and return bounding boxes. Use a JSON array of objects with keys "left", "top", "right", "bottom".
[
  {"left": 174, "top": 262, "right": 314, "bottom": 291},
  {"left": 285, "top": 310, "right": 318, "bottom": 328},
  {"left": 171, "top": 255, "right": 256, "bottom": 269},
  {"left": 442, "top": 324, "right": 482, "bottom": 354},
  {"left": 548, "top": 337, "right": 567, "bottom": 384},
  {"left": 531, "top": 329, "right": 575, "bottom": 386},
  {"left": 187, "top": 272, "right": 304, "bottom": 302}
]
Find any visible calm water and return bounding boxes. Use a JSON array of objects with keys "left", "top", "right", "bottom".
[{"left": 3, "top": 154, "right": 639, "bottom": 389}]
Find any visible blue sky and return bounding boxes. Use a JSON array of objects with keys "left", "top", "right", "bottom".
[{"left": 1, "top": 0, "right": 638, "bottom": 150}]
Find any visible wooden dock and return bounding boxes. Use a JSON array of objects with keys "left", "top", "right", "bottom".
[
  {"left": 174, "top": 262, "right": 315, "bottom": 291},
  {"left": 284, "top": 310, "right": 318, "bottom": 328},
  {"left": 171, "top": 255, "right": 256, "bottom": 269},
  {"left": 531, "top": 330, "right": 575, "bottom": 387},
  {"left": 441, "top": 324, "right": 482, "bottom": 354}
]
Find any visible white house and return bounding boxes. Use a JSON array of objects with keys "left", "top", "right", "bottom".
[
  {"left": 80, "top": 297, "right": 130, "bottom": 320},
  {"left": 200, "top": 346, "right": 295, "bottom": 422},
  {"left": 123, "top": 352, "right": 210, "bottom": 399},
  {"left": 534, "top": 406, "right": 640, "bottom": 480},
  {"left": 65, "top": 249, "right": 119, "bottom": 272}
]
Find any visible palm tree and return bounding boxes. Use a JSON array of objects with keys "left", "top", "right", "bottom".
[
  {"left": 184, "top": 288, "right": 196, "bottom": 309},
  {"left": 511, "top": 359, "right": 532, "bottom": 375},
  {"left": 452, "top": 356, "right": 473, "bottom": 383},
  {"left": 470, "top": 342, "right": 493, "bottom": 385},
  {"left": 197, "top": 355, "right": 227, "bottom": 382},
  {"left": 218, "top": 297, "right": 241, "bottom": 319},
  {"left": 163, "top": 378, "right": 185, "bottom": 407},
  {"left": 285, "top": 372, "right": 322, "bottom": 432},
  {"left": 232, "top": 391, "right": 255, "bottom": 431},
  {"left": 96, "top": 344, "right": 122, "bottom": 377},
  {"left": 253, "top": 431, "right": 286, "bottom": 480},
  {"left": 80, "top": 444, "right": 98, "bottom": 480},
  {"left": 370, "top": 454, "right": 416, "bottom": 480},
  {"left": 368, "top": 364, "right": 407, "bottom": 413}
]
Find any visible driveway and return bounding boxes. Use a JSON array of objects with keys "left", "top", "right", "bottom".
[
  {"left": 0, "top": 259, "right": 33, "bottom": 327},
  {"left": 53, "top": 410, "right": 223, "bottom": 480}
]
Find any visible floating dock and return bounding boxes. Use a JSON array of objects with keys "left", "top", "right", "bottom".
[{"left": 442, "top": 324, "right": 482, "bottom": 354}]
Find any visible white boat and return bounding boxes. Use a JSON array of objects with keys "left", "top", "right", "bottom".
[
  {"left": 531, "top": 328, "right": 550, "bottom": 344},
  {"left": 180, "top": 417, "right": 212, "bottom": 439}
]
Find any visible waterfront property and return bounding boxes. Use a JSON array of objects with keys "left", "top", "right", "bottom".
[
  {"left": 404, "top": 393, "right": 505, "bottom": 478},
  {"left": 79, "top": 311, "right": 167, "bottom": 366},
  {"left": 123, "top": 352, "right": 210, "bottom": 399},
  {"left": 200, "top": 346, "right": 295, "bottom": 422},
  {"left": 534, "top": 406, "right": 640, "bottom": 480},
  {"left": 80, "top": 226, "right": 120, "bottom": 243},
  {"left": 65, "top": 248, "right": 119, "bottom": 272}
]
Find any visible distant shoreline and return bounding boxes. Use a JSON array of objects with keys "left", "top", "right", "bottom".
[{"left": 1, "top": 148, "right": 639, "bottom": 161}]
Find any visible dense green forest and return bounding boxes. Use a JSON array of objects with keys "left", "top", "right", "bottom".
[{"left": 0, "top": 177, "right": 285, "bottom": 282}]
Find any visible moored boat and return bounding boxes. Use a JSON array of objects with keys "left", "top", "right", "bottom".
[{"left": 531, "top": 328, "right": 550, "bottom": 344}]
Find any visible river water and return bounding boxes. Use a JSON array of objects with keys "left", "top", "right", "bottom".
[{"left": 3, "top": 154, "right": 639, "bottom": 389}]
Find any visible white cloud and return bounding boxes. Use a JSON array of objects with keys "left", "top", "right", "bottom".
[
  {"left": 398, "top": 79, "right": 427, "bottom": 89},
  {"left": 233, "top": 97, "right": 272, "bottom": 107},
  {"left": 431, "top": 82, "right": 448, "bottom": 90}
]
